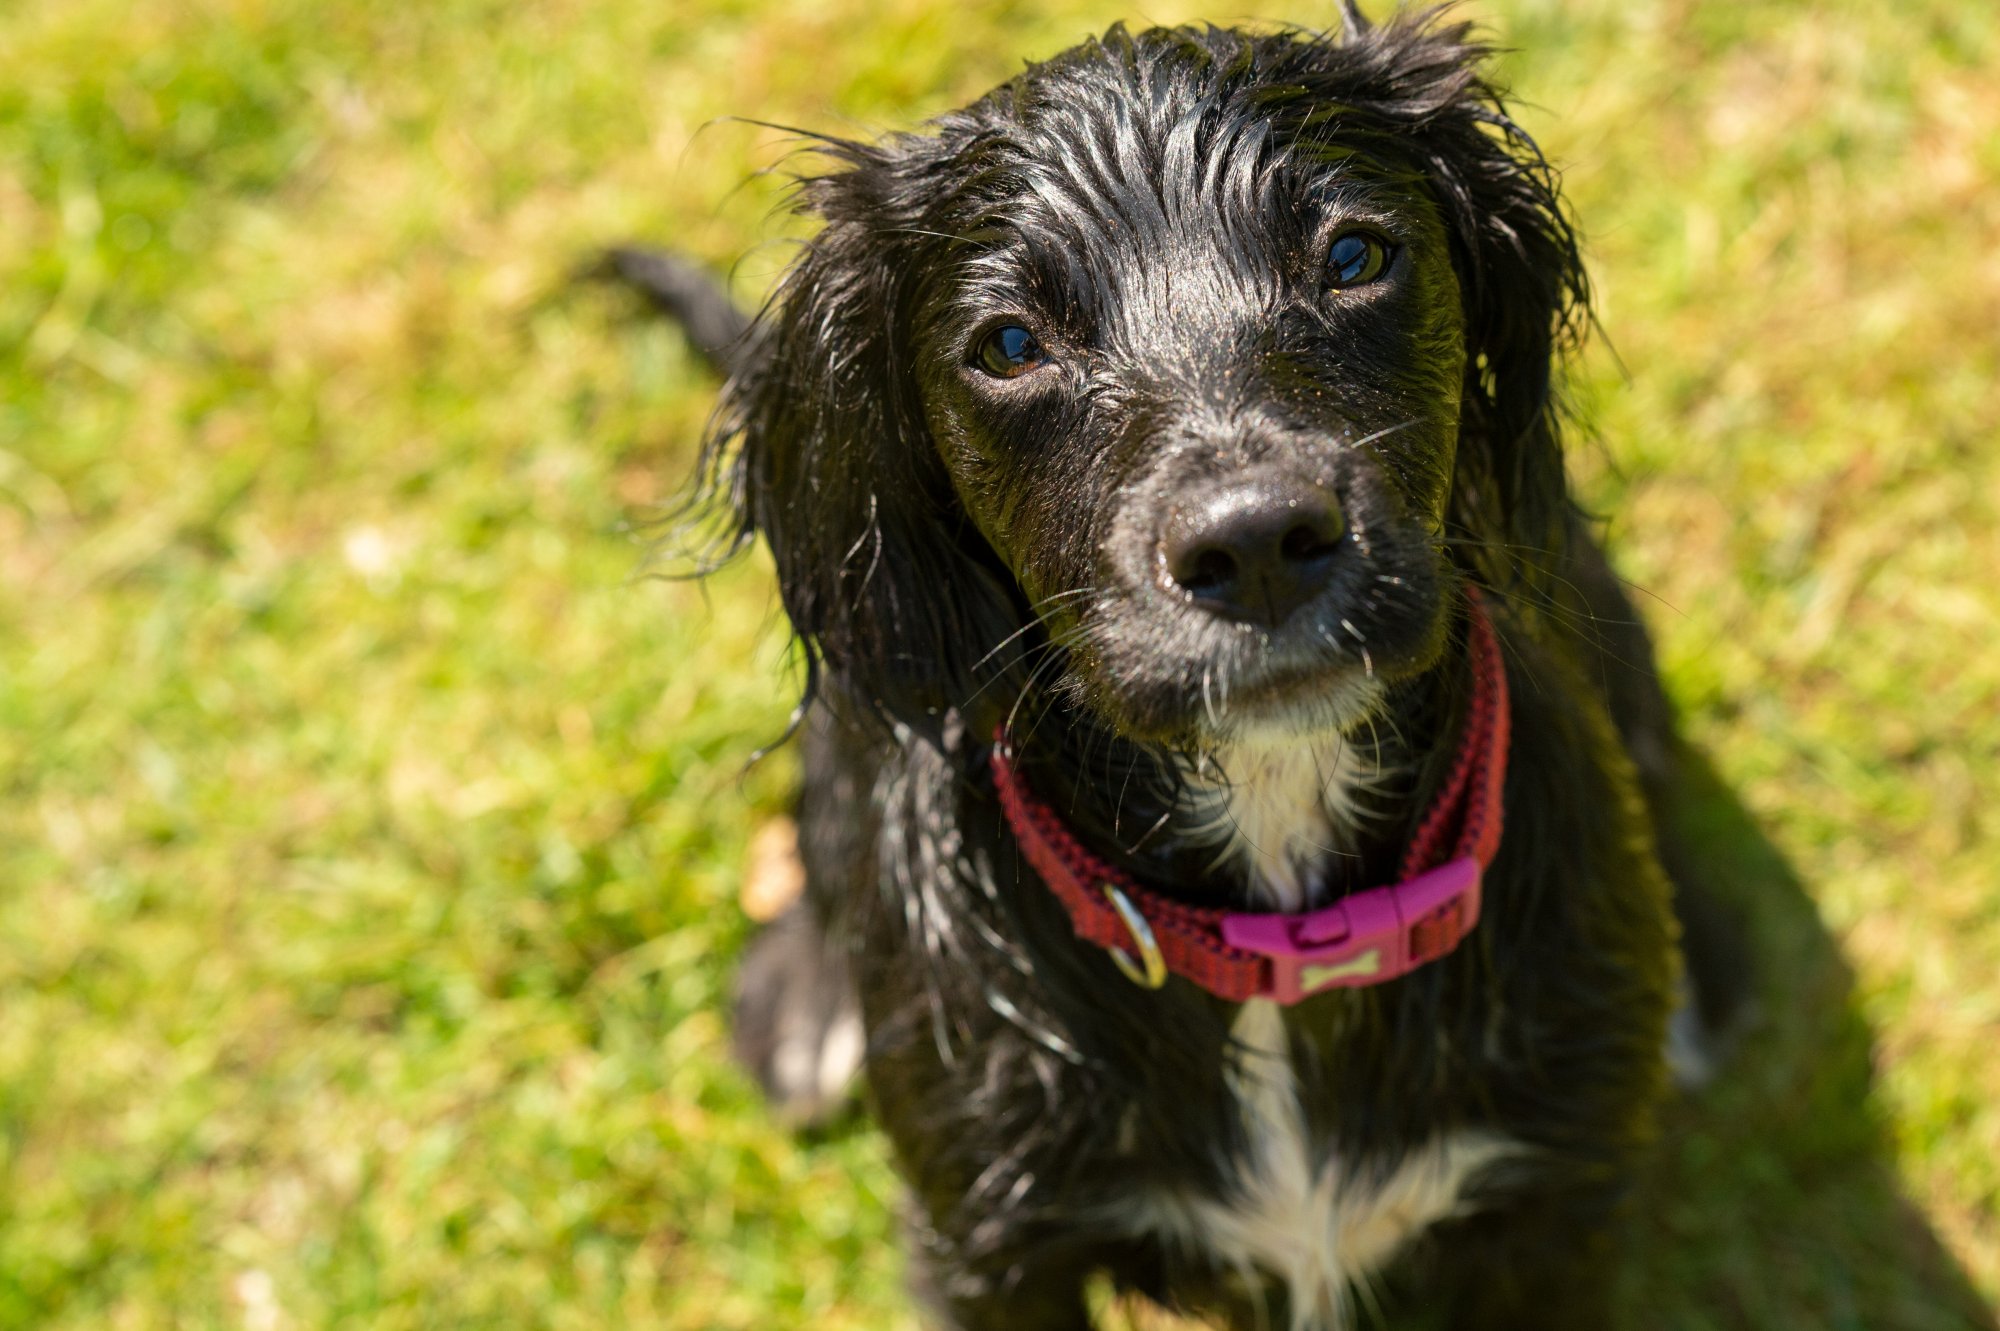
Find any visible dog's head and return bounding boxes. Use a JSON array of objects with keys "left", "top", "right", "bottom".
[{"left": 707, "top": 11, "right": 1585, "bottom": 747}]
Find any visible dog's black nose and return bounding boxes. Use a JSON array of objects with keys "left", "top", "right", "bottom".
[{"left": 1162, "top": 476, "right": 1345, "bottom": 627}]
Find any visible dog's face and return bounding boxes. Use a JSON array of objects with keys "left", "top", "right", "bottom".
[
  {"left": 913, "top": 101, "right": 1469, "bottom": 742},
  {"left": 715, "top": 19, "right": 1583, "bottom": 747}
]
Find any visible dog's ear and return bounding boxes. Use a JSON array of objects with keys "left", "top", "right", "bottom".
[
  {"left": 1281, "top": 15, "right": 1588, "bottom": 588},
  {"left": 699, "top": 134, "right": 1024, "bottom": 738},
  {"left": 1412, "top": 28, "right": 1588, "bottom": 592}
]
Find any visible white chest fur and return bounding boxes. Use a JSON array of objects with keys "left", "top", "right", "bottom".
[
  {"left": 1181, "top": 735, "right": 1392, "bottom": 912},
  {"left": 1132, "top": 1002, "right": 1515, "bottom": 1331}
]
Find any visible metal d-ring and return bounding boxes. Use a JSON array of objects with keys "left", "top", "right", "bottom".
[{"left": 1101, "top": 883, "right": 1167, "bottom": 990}]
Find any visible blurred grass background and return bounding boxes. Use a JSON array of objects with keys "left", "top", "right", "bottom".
[{"left": 1, "top": 0, "right": 1995, "bottom": 1326}]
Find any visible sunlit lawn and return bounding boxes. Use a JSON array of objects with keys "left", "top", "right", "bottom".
[{"left": 1, "top": 0, "right": 1995, "bottom": 1326}]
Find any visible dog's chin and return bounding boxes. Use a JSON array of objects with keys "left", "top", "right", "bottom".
[
  {"left": 1190, "top": 677, "right": 1391, "bottom": 755},
  {"left": 1064, "top": 649, "right": 1398, "bottom": 749}
]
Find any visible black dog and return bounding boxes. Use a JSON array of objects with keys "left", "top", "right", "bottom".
[{"left": 610, "top": 8, "right": 1747, "bottom": 1327}]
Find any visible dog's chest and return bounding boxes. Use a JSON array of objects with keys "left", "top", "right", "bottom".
[
  {"left": 1130, "top": 1002, "right": 1512, "bottom": 1331},
  {"left": 1182, "top": 737, "right": 1386, "bottom": 912}
]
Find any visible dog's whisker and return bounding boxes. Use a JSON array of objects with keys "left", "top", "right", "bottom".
[
  {"left": 970, "top": 591, "right": 1092, "bottom": 673},
  {"left": 1003, "top": 641, "right": 1075, "bottom": 742},
  {"left": 1344, "top": 417, "right": 1422, "bottom": 455}
]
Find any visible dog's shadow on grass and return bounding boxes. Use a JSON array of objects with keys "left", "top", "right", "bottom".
[{"left": 1616, "top": 754, "right": 1995, "bottom": 1330}]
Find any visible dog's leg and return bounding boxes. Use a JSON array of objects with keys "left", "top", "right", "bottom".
[
  {"left": 729, "top": 705, "right": 880, "bottom": 1125},
  {"left": 1559, "top": 524, "right": 1755, "bottom": 1083},
  {"left": 730, "top": 901, "right": 863, "bottom": 1125}
]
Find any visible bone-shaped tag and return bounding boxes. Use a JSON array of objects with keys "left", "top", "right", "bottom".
[{"left": 1299, "top": 949, "right": 1382, "bottom": 992}]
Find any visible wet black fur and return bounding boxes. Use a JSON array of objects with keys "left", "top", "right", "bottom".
[{"left": 620, "top": 10, "right": 1747, "bottom": 1328}]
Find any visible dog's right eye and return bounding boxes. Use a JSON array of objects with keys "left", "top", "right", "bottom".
[
  {"left": 1326, "top": 231, "right": 1393, "bottom": 290},
  {"left": 974, "top": 325, "right": 1048, "bottom": 379}
]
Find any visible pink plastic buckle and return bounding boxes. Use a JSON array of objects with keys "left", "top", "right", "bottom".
[{"left": 1218, "top": 857, "right": 1483, "bottom": 1003}]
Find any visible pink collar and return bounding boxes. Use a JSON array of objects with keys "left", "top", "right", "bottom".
[{"left": 989, "top": 592, "right": 1510, "bottom": 1004}]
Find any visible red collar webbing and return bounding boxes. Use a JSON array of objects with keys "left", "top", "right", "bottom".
[{"left": 989, "top": 592, "right": 1510, "bottom": 1004}]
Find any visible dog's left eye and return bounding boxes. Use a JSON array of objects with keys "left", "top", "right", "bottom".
[
  {"left": 974, "top": 325, "right": 1048, "bottom": 378},
  {"left": 1326, "top": 231, "right": 1393, "bottom": 289}
]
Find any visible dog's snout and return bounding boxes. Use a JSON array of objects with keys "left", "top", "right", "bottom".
[{"left": 1161, "top": 476, "right": 1345, "bottom": 628}]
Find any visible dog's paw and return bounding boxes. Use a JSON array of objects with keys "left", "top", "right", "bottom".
[{"left": 731, "top": 904, "right": 864, "bottom": 1127}]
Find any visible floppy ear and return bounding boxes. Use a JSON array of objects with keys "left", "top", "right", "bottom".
[
  {"left": 1277, "top": 13, "right": 1589, "bottom": 590},
  {"left": 699, "top": 135, "right": 1026, "bottom": 737},
  {"left": 1409, "top": 29, "right": 1589, "bottom": 594}
]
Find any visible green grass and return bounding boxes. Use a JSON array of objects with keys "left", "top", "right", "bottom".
[{"left": 0, "top": 0, "right": 1994, "bottom": 1326}]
